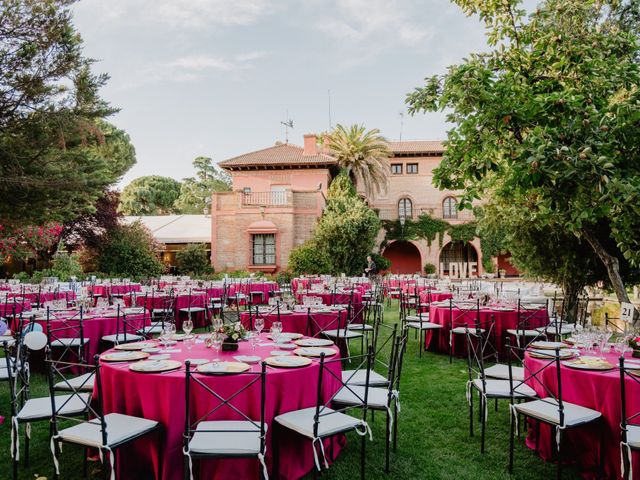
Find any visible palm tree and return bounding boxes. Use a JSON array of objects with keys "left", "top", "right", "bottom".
[{"left": 327, "top": 124, "right": 391, "bottom": 196}]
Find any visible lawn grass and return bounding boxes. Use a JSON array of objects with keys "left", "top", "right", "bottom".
[{"left": 0, "top": 301, "right": 578, "bottom": 480}]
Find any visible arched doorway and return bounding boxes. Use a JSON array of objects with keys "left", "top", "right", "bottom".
[
  {"left": 439, "top": 241, "right": 479, "bottom": 278},
  {"left": 383, "top": 241, "right": 422, "bottom": 274}
]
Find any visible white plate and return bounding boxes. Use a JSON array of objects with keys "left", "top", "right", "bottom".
[
  {"left": 114, "top": 341, "right": 157, "bottom": 351},
  {"left": 234, "top": 355, "right": 262, "bottom": 364},
  {"left": 184, "top": 358, "right": 209, "bottom": 365},
  {"left": 147, "top": 354, "right": 171, "bottom": 360},
  {"left": 563, "top": 358, "right": 615, "bottom": 371},
  {"left": 528, "top": 348, "right": 576, "bottom": 359},
  {"left": 129, "top": 359, "right": 181, "bottom": 373},
  {"left": 142, "top": 347, "right": 161, "bottom": 353},
  {"left": 530, "top": 341, "right": 566, "bottom": 350},
  {"left": 196, "top": 361, "right": 251, "bottom": 374},
  {"left": 294, "top": 347, "right": 337, "bottom": 358},
  {"left": 265, "top": 356, "right": 312, "bottom": 368},
  {"left": 270, "top": 350, "right": 291, "bottom": 356},
  {"left": 295, "top": 338, "right": 334, "bottom": 347},
  {"left": 279, "top": 343, "right": 297, "bottom": 350},
  {"left": 101, "top": 351, "right": 150, "bottom": 362}
]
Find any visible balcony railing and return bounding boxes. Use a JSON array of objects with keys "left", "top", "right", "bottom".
[
  {"left": 241, "top": 191, "right": 291, "bottom": 207},
  {"left": 375, "top": 206, "right": 475, "bottom": 222}
]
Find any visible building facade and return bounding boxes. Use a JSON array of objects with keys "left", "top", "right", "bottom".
[{"left": 211, "top": 134, "right": 487, "bottom": 277}]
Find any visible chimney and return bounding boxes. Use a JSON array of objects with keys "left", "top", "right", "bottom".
[
  {"left": 303, "top": 133, "right": 318, "bottom": 156},
  {"left": 322, "top": 133, "right": 331, "bottom": 154}
]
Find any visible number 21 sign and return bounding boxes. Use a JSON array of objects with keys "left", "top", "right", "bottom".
[{"left": 620, "top": 302, "right": 636, "bottom": 323}]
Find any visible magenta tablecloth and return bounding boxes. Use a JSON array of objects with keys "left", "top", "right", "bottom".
[
  {"left": 0, "top": 300, "right": 31, "bottom": 317},
  {"left": 12, "top": 309, "right": 150, "bottom": 361},
  {"left": 6, "top": 291, "right": 76, "bottom": 305},
  {"left": 524, "top": 350, "right": 639, "bottom": 479},
  {"left": 426, "top": 305, "right": 548, "bottom": 356},
  {"left": 98, "top": 335, "right": 344, "bottom": 480},
  {"left": 239, "top": 309, "right": 348, "bottom": 336},
  {"left": 418, "top": 291, "right": 453, "bottom": 304},
  {"left": 90, "top": 284, "right": 141, "bottom": 297}
]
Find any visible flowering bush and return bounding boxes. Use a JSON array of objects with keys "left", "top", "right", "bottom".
[
  {"left": 0, "top": 223, "right": 62, "bottom": 263},
  {"left": 628, "top": 337, "right": 640, "bottom": 350},
  {"left": 218, "top": 322, "right": 247, "bottom": 342}
]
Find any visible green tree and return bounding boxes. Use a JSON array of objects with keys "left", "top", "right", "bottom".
[
  {"left": 327, "top": 124, "right": 391, "bottom": 195},
  {"left": 174, "top": 157, "right": 231, "bottom": 214},
  {"left": 407, "top": 0, "right": 640, "bottom": 315},
  {"left": 0, "top": 1, "right": 132, "bottom": 227},
  {"left": 313, "top": 172, "right": 381, "bottom": 275},
  {"left": 48, "top": 243, "right": 83, "bottom": 281},
  {"left": 96, "top": 221, "right": 164, "bottom": 278},
  {"left": 287, "top": 241, "right": 334, "bottom": 275},
  {"left": 120, "top": 176, "right": 182, "bottom": 216},
  {"left": 176, "top": 243, "right": 214, "bottom": 276}
]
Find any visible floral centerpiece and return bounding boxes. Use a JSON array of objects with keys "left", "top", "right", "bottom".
[
  {"left": 628, "top": 336, "right": 640, "bottom": 358},
  {"left": 218, "top": 322, "right": 247, "bottom": 351}
]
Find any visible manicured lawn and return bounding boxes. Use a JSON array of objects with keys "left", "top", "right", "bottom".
[{"left": 0, "top": 302, "right": 577, "bottom": 479}]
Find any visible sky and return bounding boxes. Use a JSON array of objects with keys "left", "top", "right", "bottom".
[{"left": 72, "top": 0, "right": 490, "bottom": 187}]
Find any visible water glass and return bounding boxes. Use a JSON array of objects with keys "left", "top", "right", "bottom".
[
  {"left": 212, "top": 317, "right": 223, "bottom": 332},
  {"left": 211, "top": 332, "right": 223, "bottom": 362},
  {"left": 270, "top": 324, "right": 282, "bottom": 343},
  {"left": 166, "top": 322, "right": 176, "bottom": 342}
]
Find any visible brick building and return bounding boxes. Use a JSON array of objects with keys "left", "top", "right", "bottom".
[{"left": 211, "top": 133, "right": 495, "bottom": 277}]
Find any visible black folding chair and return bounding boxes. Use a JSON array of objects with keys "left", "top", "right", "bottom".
[
  {"left": 619, "top": 357, "right": 640, "bottom": 479},
  {"left": 183, "top": 361, "right": 268, "bottom": 479}
]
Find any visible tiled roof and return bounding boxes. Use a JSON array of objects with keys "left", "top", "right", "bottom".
[
  {"left": 387, "top": 141, "right": 444, "bottom": 154},
  {"left": 218, "top": 143, "right": 336, "bottom": 169}
]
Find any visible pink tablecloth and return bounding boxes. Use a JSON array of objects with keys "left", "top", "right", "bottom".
[
  {"left": 426, "top": 304, "right": 548, "bottom": 356},
  {"left": 90, "top": 284, "right": 141, "bottom": 297},
  {"left": 12, "top": 309, "right": 150, "bottom": 361},
  {"left": 239, "top": 309, "right": 348, "bottom": 336},
  {"left": 7, "top": 291, "right": 76, "bottom": 305},
  {"left": 0, "top": 300, "right": 31, "bottom": 317},
  {"left": 418, "top": 291, "right": 453, "bottom": 304},
  {"left": 98, "top": 336, "right": 344, "bottom": 480},
  {"left": 524, "top": 351, "right": 639, "bottom": 478}
]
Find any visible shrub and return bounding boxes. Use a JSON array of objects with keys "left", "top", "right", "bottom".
[
  {"left": 176, "top": 244, "right": 213, "bottom": 276},
  {"left": 96, "top": 221, "right": 164, "bottom": 278},
  {"left": 12, "top": 271, "right": 31, "bottom": 283},
  {"left": 370, "top": 253, "right": 391, "bottom": 272},
  {"left": 275, "top": 270, "right": 293, "bottom": 284},
  {"left": 288, "top": 242, "right": 333, "bottom": 275},
  {"left": 49, "top": 247, "right": 83, "bottom": 281},
  {"left": 424, "top": 263, "right": 436, "bottom": 275}
]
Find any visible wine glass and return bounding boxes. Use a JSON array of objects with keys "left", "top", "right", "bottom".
[
  {"left": 211, "top": 332, "right": 223, "bottom": 363},
  {"left": 166, "top": 322, "right": 176, "bottom": 343},
  {"left": 212, "top": 317, "right": 223, "bottom": 333},
  {"left": 270, "top": 323, "right": 282, "bottom": 344},
  {"left": 255, "top": 317, "right": 265, "bottom": 336},
  {"left": 182, "top": 319, "right": 193, "bottom": 338}
]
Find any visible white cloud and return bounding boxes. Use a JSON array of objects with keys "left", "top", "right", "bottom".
[
  {"left": 77, "top": 0, "right": 273, "bottom": 29},
  {"left": 316, "top": 0, "right": 430, "bottom": 47}
]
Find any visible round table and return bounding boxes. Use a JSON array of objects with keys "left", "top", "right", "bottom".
[
  {"left": 239, "top": 308, "right": 348, "bottom": 336},
  {"left": 418, "top": 290, "right": 453, "bottom": 304},
  {"left": 0, "top": 300, "right": 31, "bottom": 317},
  {"left": 426, "top": 304, "right": 548, "bottom": 357},
  {"left": 90, "top": 284, "right": 142, "bottom": 297},
  {"left": 524, "top": 350, "right": 640, "bottom": 478},
  {"left": 98, "top": 335, "right": 344, "bottom": 479},
  {"left": 12, "top": 308, "right": 150, "bottom": 361}
]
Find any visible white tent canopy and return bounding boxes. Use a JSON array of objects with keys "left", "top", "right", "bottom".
[{"left": 123, "top": 215, "right": 211, "bottom": 244}]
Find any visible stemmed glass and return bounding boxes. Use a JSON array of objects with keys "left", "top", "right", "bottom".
[
  {"left": 182, "top": 319, "right": 193, "bottom": 338},
  {"left": 270, "top": 323, "right": 282, "bottom": 344},
  {"left": 166, "top": 322, "right": 176, "bottom": 343},
  {"left": 211, "top": 332, "right": 223, "bottom": 364},
  {"left": 212, "top": 317, "right": 223, "bottom": 333},
  {"left": 255, "top": 317, "right": 265, "bottom": 337}
]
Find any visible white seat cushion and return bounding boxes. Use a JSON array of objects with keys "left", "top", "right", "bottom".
[
  {"left": 514, "top": 399, "right": 601, "bottom": 427},
  {"left": 342, "top": 369, "right": 388, "bottom": 387},
  {"left": 506, "top": 329, "right": 544, "bottom": 337},
  {"left": 472, "top": 379, "right": 536, "bottom": 398},
  {"left": 347, "top": 324, "right": 374, "bottom": 331},
  {"left": 101, "top": 334, "right": 144, "bottom": 343},
  {"left": 626, "top": 425, "right": 640, "bottom": 449},
  {"left": 536, "top": 324, "right": 575, "bottom": 335},
  {"left": 17, "top": 393, "right": 90, "bottom": 421},
  {"left": 484, "top": 364, "right": 525, "bottom": 382},
  {"left": 0, "top": 367, "right": 13, "bottom": 380},
  {"left": 407, "top": 321, "right": 442, "bottom": 330},
  {"left": 323, "top": 329, "right": 363, "bottom": 339},
  {"left": 406, "top": 315, "right": 430, "bottom": 322},
  {"left": 275, "top": 407, "right": 364, "bottom": 439},
  {"left": 333, "top": 385, "right": 391, "bottom": 410},
  {"left": 189, "top": 421, "right": 265, "bottom": 455},
  {"left": 151, "top": 308, "right": 169, "bottom": 314},
  {"left": 57, "top": 412, "right": 158, "bottom": 448},
  {"left": 54, "top": 372, "right": 95, "bottom": 392},
  {"left": 179, "top": 307, "right": 206, "bottom": 313},
  {"left": 451, "top": 326, "right": 485, "bottom": 335},
  {"left": 51, "top": 338, "right": 88, "bottom": 347}
]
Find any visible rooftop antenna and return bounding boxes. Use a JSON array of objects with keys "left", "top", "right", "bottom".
[
  {"left": 280, "top": 110, "right": 294, "bottom": 143},
  {"left": 328, "top": 89, "right": 332, "bottom": 130},
  {"left": 398, "top": 111, "right": 405, "bottom": 142}
]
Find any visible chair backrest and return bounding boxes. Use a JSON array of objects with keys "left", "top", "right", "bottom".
[
  {"left": 184, "top": 361, "right": 267, "bottom": 454},
  {"left": 506, "top": 339, "right": 567, "bottom": 425},
  {"left": 46, "top": 306, "right": 86, "bottom": 364},
  {"left": 372, "top": 323, "right": 398, "bottom": 381},
  {"left": 465, "top": 316, "right": 498, "bottom": 387},
  {"left": 307, "top": 308, "right": 345, "bottom": 338},
  {"left": 314, "top": 347, "right": 373, "bottom": 438},
  {"left": 619, "top": 357, "right": 640, "bottom": 447},
  {"left": 47, "top": 351, "right": 105, "bottom": 444},
  {"left": 3, "top": 337, "right": 30, "bottom": 417},
  {"left": 450, "top": 298, "right": 481, "bottom": 330},
  {"left": 516, "top": 299, "right": 549, "bottom": 336}
]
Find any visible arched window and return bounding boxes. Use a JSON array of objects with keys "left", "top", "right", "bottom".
[
  {"left": 398, "top": 198, "right": 412, "bottom": 220},
  {"left": 442, "top": 197, "right": 457, "bottom": 219}
]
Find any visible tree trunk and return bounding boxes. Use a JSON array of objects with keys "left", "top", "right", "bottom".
[
  {"left": 582, "top": 227, "right": 639, "bottom": 322},
  {"left": 562, "top": 280, "right": 584, "bottom": 324}
]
